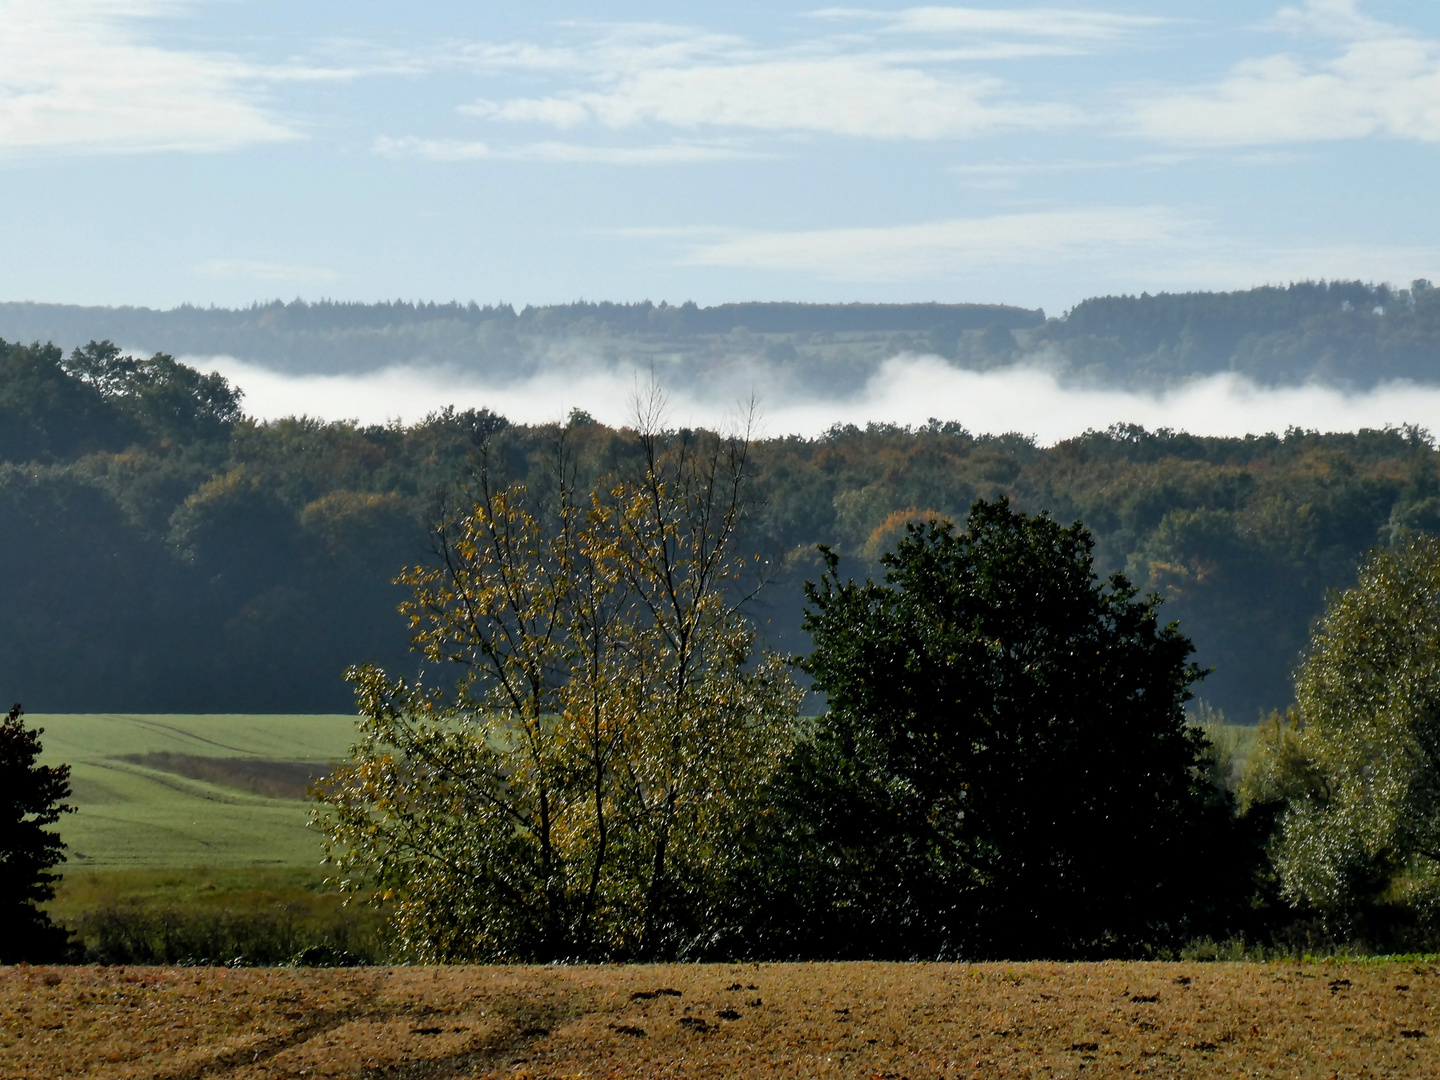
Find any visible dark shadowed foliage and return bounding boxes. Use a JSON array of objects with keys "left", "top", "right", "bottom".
[
  {"left": 0, "top": 704, "right": 74, "bottom": 962},
  {"left": 1, "top": 329, "right": 1437, "bottom": 716},
  {"left": 741, "top": 500, "right": 1256, "bottom": 959}
]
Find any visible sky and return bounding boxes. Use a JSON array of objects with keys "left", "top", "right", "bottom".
[{"left": 3, "top": 0, "right": 1439, "bottom": 318}]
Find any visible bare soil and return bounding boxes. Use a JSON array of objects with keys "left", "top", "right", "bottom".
[{"left": 2, "top": 961, "right": 1435, "bottom": 1078}]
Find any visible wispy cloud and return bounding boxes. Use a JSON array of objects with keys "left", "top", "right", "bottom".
[
  {"left": 372, "top": 135, "right": 758, "bottom": 164},
  {"left": 441, "top": 15, "right": 1108, "bottom": 144},
  {"left": 815, "top": 6, "right": 1170, "bottom": 42},
  {"left": 1131, "top": 0, "right": 1440, "bottom": 145},
  {"left": 657, "top": 206, "right": 1437, "bottom": 298},
  {"left": 948, "top": 153, "right": 1194, "bottom": 187},
  {"left": 1270, "top": 0, "right": 1389, "bottom": 40},
  {"left": 682, "top": 207, "right": 1194, "bottom": 280},
  {"left": 950, "top": 154, "right": 1193, "bottom": 176},
  {"left": 0, "top": 0, "right": 298, "bottom": 156},
  {"left": 466, "top": 59, "right": 1074, "bottom": 140}
]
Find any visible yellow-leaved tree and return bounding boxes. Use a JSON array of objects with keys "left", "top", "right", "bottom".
[{"left": 313, "top": 401, "right": 801, "bottom": 962}]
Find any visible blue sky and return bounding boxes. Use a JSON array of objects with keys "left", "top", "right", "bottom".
[{"left": 3, "top": 0, "right": 1439, "bottom": 314}]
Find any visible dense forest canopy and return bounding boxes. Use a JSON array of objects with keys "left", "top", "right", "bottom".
[
  {"left": 2, "top": 280, "right": 1438, "bottom": 391},
  {"left": 3, "top": 334, "right": 1439, "bottom": 719},
  {"left": 1040, "top": 280, "right": 1440, "bottom": 387}
]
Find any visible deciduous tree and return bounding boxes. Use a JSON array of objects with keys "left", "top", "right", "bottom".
[
  {"left": 315, "top": 408, "right": 800, "bottom": 961},
  {"left": 1261, "top": 535, "right": 1440, "bottom": 941},
  {"left": 752, "top": 498, "right": 1236, "bottom": 959}
]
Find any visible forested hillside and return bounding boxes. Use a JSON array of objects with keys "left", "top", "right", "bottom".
[
  {"left": 0, "top": 299, "right": 1043, "bottom": 401},
  {"left": 3, "top": 280, "right": 1438, "bottom": 391},
  {"left": 1038, "top": 279, "right": 1440, "bottom": 387},
  {"left": 4, "top": 334, "right": 1438, "bottom": 719}
]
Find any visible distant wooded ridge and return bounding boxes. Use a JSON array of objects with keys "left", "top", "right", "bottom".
[
  {"left": 2, "top": 279, "right": 1438, "bottom": 388},
  {"left": 0, "top": 298, "right": 1043, "bottom": 338}
]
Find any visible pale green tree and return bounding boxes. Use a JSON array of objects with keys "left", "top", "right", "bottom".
[{"left": 1260, "top": 535, "right": 1440, "bottom": 934}]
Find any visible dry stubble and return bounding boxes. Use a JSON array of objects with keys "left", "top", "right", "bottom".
[{"left": 2, "top": 961, "right": 1436, "bottom": 1079}]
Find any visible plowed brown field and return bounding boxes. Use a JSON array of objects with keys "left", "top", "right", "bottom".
[{"left": 2, "top": 961, "right": 1435, "bottom": 1079}]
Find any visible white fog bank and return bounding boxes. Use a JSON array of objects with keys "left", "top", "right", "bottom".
[{"left": 195, "top": 354, "right": 1440, "bottom": 446}]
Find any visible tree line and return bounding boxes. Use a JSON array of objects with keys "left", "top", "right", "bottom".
[
  {"left": 1036, "top": 279, "right": 1440, "bottom": 389},
  {"left": 5, "top": 337, "right": 1440, "bottom": 717},
  {"left": 9, "top": 343, "right": 1440, "bottom": 960},
  {"left": 4, "top": 281, "right": 1435, "bottom": 389},
  {"left": 308, "top": 413, "right": 1440, "bottom": 960},
  {"left": 7, "top": 476, "right": 1439, "bottom": 962}
]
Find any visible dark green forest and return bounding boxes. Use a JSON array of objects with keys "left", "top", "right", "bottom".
[
  {"left": 5, "top": 326, "right": 1440, "bottom": 719},
  {"left": 4, "top": 279, "right": 1439, "bottom": 393},
  {"left": 1034, "top": 278, "right": 1440, "bottom": 387}
]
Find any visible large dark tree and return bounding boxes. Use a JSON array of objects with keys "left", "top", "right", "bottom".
[
  {"left": 0, "top": 340, "right": 115, "bottom": 463},
  {"left": 0, "top": 704, "right": 74, "bottom": 962},
  {"left": 752, "top": 498, "right": 1242, "bottom": 959}
]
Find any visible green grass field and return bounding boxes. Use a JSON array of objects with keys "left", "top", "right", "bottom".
[
  {"left": 32, "top": 713, "right": 1261, "bottom": 872},
  {"left": 27, "top": 712, "right": 1261, "bottom": 962},
  {"left": 32, "top": 714, "right": 360, "bottom": 870}
]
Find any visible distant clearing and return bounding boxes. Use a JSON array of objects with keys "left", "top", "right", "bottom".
[
  {"left": 2, "top": 961, "right": 1435, "bottom": 1079},
  {"left": 32, "top": 714, "right": 357, "bottom": 869},
  {"left": 117, "top": 753, "right": 330, "bottom": 801}
]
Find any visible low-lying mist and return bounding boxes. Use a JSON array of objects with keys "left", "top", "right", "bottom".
[{"left": 198, "top": 353, "right": 1440, "bottom": 444}]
